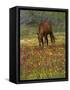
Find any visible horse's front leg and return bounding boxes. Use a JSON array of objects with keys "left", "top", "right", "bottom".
[
  {"left": 46, "top": 38, "right": 48, "bottom": 46},
  {"left": 45, "top": 35, "right": 48, "bottom": 46},
  {"left": 41, "top": 38, "right": 44, "bottom": 48},
  {"left": 39, "top": 40, "right": 41, "bottom": 47}
]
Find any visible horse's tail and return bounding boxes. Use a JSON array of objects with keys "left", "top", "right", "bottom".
[{"left": 50, "top": 32, "right": 55, "bottom": 44}]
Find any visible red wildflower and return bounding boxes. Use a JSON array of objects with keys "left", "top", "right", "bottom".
[
  {"left": 20, "top": 48, "right": 22, "bottom": 52},
  {"left": 24, "top": 49, "right": 26, "bottom": 55},
  {"left": 20, "top": 58, "right": 23, "bottom": 65}
]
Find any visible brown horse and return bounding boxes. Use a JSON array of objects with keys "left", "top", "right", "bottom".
[{"left": 37, "top": 20, "right": 55, "bottom": 47}]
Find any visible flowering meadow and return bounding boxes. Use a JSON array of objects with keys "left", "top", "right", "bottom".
[{"left": 20, "top": 33, "right": 66, "bottom": 80}]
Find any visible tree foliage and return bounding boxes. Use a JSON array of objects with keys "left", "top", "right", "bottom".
[{"left": 20, "top": 10, "right": 65, "bottom": 26}]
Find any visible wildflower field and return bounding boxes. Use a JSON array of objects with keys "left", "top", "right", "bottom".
[{"left": 20, "top": 32, "right": 66, "bottom": 80}]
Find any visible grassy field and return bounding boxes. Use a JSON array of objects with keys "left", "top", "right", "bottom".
[{"left": 20, "top": 31, "right": 66, "bottom": 80}]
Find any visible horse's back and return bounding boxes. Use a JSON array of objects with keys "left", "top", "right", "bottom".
[{"left": 39, "top": 20, "right": 52, "bottom": 34}]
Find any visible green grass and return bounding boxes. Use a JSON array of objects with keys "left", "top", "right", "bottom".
[
  {"left": 20, "top": 33, "right": 66, "bottom": 80},
  {"left": 20, "top": 25, "right": 38, "bottom": 39}
]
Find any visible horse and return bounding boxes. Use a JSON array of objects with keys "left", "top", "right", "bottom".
[{"left": 37, "top": 20, "right": 55, "bottom": 48}]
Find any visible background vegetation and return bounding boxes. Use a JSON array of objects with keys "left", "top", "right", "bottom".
[{"left": 20, "top": 10, "right": 65, "bottom": 39}]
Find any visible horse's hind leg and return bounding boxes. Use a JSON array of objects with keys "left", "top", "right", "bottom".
[{"left": 45, "top": 35, "right": 48, "bottom": 46}]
